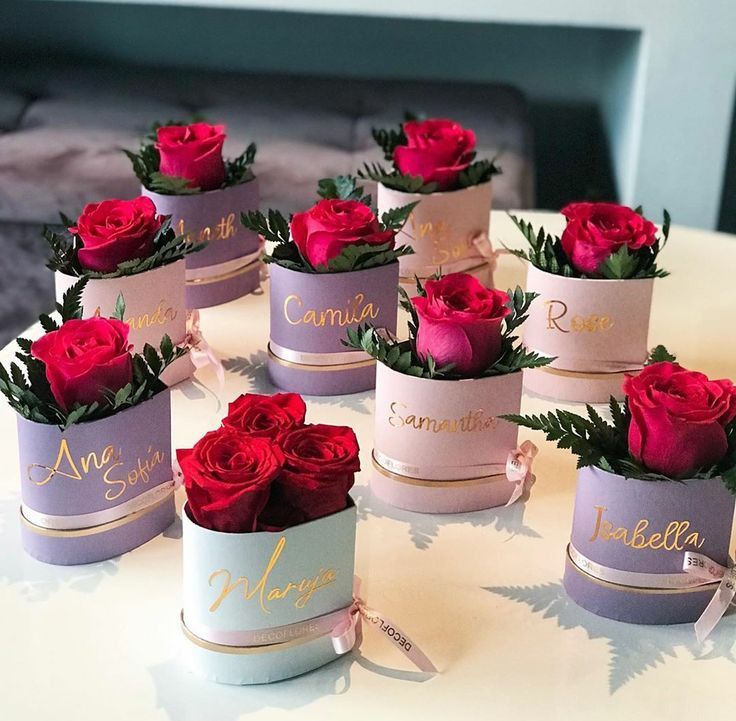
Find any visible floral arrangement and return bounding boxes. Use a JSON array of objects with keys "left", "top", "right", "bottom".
[
  {"left": 503, "top": 347, "right": 736, "bottom": 487},
  {"left": 345, "top": 272, "right": 552, "bottom": 379},
  {"left": 241, "top": 175, "right": 415, "bottom": 273},
  {"left": 45, "top": 196, "right": 203, "bottom": 277},
  {"left": 124, "top": 120, "right": 257, "bottom": 195},
  {"left": 359, "top": 116, "right": 500, "bottom": 194},
  {"left": 509, "top": 202, "right": 670, "bottom": 279},
  {"left": 0, "top": 280, "right": 185, "bottom": 428},
  {"left": 178, "top": 392, "right": 360, "bottom": 533}
]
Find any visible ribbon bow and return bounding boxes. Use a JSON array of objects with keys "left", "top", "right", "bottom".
[
  {"left": 505, "top": 440, "right": 538, "bottom": 506},
  {"left": 331, "top": 578, "right": 437, "bottom": 673},
  {"left": 472, "top": 232, "right": 504, "bottom": 275},
  {"left": 185, "top": 309, "right": 225, "bottom": 388},
  {"left": 683, "top": 552, "right": 736, "bottom": 642}
]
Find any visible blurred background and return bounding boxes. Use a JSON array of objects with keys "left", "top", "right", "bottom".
[{"left": 0, "top": 0, "right": 734, "bottom": 344}]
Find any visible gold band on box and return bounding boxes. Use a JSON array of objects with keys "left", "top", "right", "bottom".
[
  {"left": 19, "top": 491, "right": 175, "bottom": 538},
  {"left": 267, "top": 344, "right": 376, "bottom": 373}
]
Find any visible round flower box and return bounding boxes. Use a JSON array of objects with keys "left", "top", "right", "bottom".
[
  {"left": 522, "top": 265, "right": 655, "bottom": 402},
  {"left": 564, "top": 466, "right": 735, "bottom": 624},
  {"left": 181, "top": 502, "right": 357, "bottom": 685},
  {"left": 377, "top": 182, "right": 494, "bottom": 288},
  {"left": 371, "top": 363, "right": 524, "bottom": 513},
  {"left": 268, "top": 262, "right": 399, "bottom": 396},
  {"left": 55, "top": 260, "right": 191, "bottom": 386},
  {"left": 142, "top": 180, "right": 261, "bottom": 309},
  {"left": 17, "top": 390, "right": 175, "bottom": 565}
]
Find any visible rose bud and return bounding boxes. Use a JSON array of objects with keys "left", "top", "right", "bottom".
[
  {"left": 411, "top": 273, "right": 510, "bottom": 378},
  {"left": 155, "top": 122, "right": 227, "bottom": 191},
  {"left": 222, "top": 392, "right": 307, "bottom": 441},
  {"left": 260, "top": 424, "right": 360, "bottom": 529},
  {"left": 30, "top": 317, "right": 133, "bottom": 412},
  {"left": 178, "top": 428, "right": 284, "bottom": 533},
  {"left": 289, "top": 198, "right": 394, "bottom": 269},
  {"left": 624, "top": 362, "right": 736, "bottom": 479},
  {"left": 69, "top": 196, "right": 163, "bottom": 273},
  {"left": 394, "top": 118, "right": 476, "bottom": 190},
  {"left": 560, "top": 202, "right": 658, "bottom": 276}
]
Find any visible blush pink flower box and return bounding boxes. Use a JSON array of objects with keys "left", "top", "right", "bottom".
[
  {"left": 55, "top": 260, "right": 192, "bottom": 387},
  {"left": 522, "top": 265, "right": 655, "bottom": 402},
  {"left": 564, "top": 466, "right": 735, "bottom": 624},
  {"left": 181, "top": 501, "right": 357, "bottom": 685},
  {"left": 142, "top": 180, "right": 261, "bottom": 309},
  {"left": 377, "top": 182, "right": 494, "bottom": 288},
  {"left": 267, "top": 262, "right": 399, "bottom": 396},
  {"left": 17, "top": 390, "right": 175, "bottom": 566},
  {"left": 371, "top": 363, "right": 523, "bottom": 513}
]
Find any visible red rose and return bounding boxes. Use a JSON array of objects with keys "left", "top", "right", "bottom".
[
  {"left": 179, "top": 427, "right": 284, "bottom": 533},
  {"left": 69, "top": 196, "right": 162, "bottom": 273},
  {"left": 30, "top": 317, "right": 133, "bottom": 412},
  {"left": 624, "top": 362, "right": 736, "bottom": 478},
  {"left": 411, "top": 273, "right": 510, "bottom": 377},
  {"left": 290, "top": 199, "right": 394, "bottom": 269},
  {"left": 560, "top": 202, "right": 658, "bottom": 276},
  {"left": 260, "top": 424, "right": 360, "bottom": 528},
  {"left": 394, "top": 118, "right": 476, "bottom": 191},
  {"left": 155, "top": 122, "right": 226, "bottom": 191},
  {"left": 222, "top": 392, "right": 306, "bottom": 441}
]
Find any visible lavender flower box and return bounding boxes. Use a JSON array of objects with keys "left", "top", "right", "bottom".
[
  {"left": 267, "top": 262, "right": 399, "bottom": 396},
  {"left": 142, "top": 181, "right": 261, "bottom": 308},
  {"left": 18, "top": 390, "right": 175, "bottom": 565},
  {"left": 563, "top": 466, "right": 735, "bottom": 624}
]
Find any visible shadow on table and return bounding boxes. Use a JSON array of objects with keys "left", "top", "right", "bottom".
[
  {"left": 0, "top": 493, "right": 119, "bottom": 601},
  {"left": 485, "top": 581, "right": 736, "bottom": 694},
  {"left": 352, "top": 484, "right": 541, "bottom": 550},
  {"left": 222, "top": 353, "right": 374, "bottom": 415},
  {"left": 149, "top": 653, "right": 356, "bottom": 720}
]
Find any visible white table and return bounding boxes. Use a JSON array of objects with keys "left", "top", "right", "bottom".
[{"left": 1, "top": 211, "right": 735, "bottom": 720}]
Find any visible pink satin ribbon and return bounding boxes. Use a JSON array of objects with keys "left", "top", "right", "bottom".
[
  {"left": 331, "top": 578, "right": 438, "bottom": 673},
  {"left": 683, "top": 551, "right": 736, "bottom": 642},
  {"left": 504, "top": 440, "right": 538, "bottom": 506},
  {"left": 185, "top": 309, "right": 225, "bottom": 387},
  {"left": 471, "top": 231, "right": 503, "bottom": 276}
]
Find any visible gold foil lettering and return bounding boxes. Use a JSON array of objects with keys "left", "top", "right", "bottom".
[
  {"left": 588, "top": 505, "right": 705, "bottom": 551},
  {"left": 545, "top": 300, "right": 613, "bottom": 333},
  {"left": 283, "top": 293, "right": 379, "bottom": 327},
  {"left": 126, "top": 300, "right": 178, "bottom": 331},
  {"left": 388, "top": 401, "right": 498, "bottom": 433},
  {"left": 176, "top": 213, "right": 238, "bottom": 244},
  {"left": 208, "top": 537, "right": 337, "bottom": 614}
]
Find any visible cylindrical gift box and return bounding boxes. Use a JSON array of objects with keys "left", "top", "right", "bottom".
[
  {"left": 564, "top": 466, "right": 735, "bottom": 624},
  {"left": 18, "top": 390, "right": 175, "bottom": 565},
  {"left": 522, "top": 265, "right": 655, "bottom": 402},
  {"left": 371, "top": 363, "right": 523, "bottom": 513},
  {"left": 55, "top": 260, "right": 192, "bottom": 386},
  {"left": 377, "top": 181, "right": 493, "bottom": 287},
  {"left": 268, "top": 262, "right": 399, "bottom": 395},
  {"left": 142, "top": 180, "right": 261, "bottom": 309},
  {"left": 181, "top": 502, "right": 357, "bottom": 684}
]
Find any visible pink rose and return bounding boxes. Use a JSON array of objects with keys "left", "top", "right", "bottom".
[
  {"left": 560, "top": 202, "right": 658, "bottom": 276},
  {"left": 290, "top": 199, "right": 394, "bottom": 269},
  {"left": 156, "top": 122, "right": 226, "bottom": 191},
  {"left": 412, "top": 273, "right": 510, "bottom": 377},
  {"left": 394, "top": 119, "right": 476, "bottom": 190}
]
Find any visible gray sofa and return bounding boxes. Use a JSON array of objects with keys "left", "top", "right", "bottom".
[{"left": 0, "top": 61, "right": 535, "bottom": 344}]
